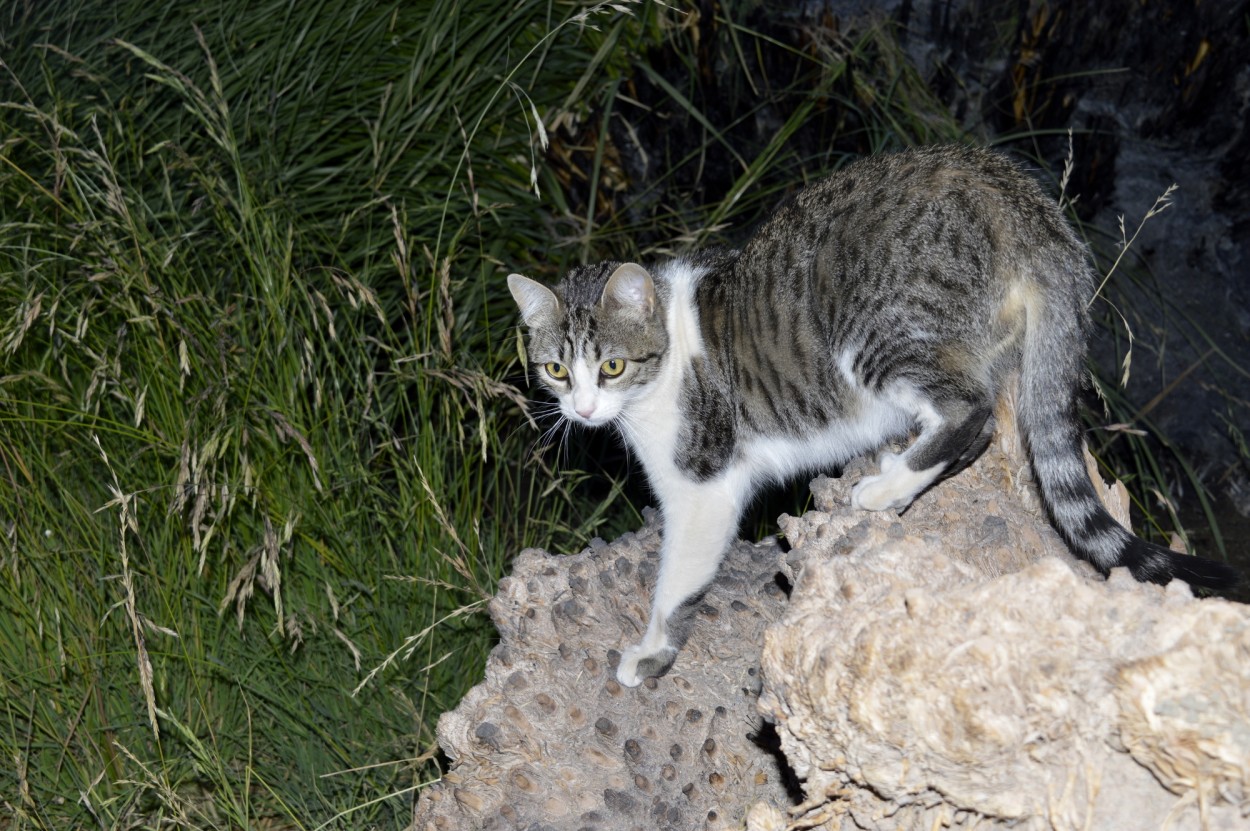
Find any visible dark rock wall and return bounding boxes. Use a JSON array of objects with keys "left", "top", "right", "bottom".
[{"left": 856, "top": 0, "right": 1250, "bottom": 487}]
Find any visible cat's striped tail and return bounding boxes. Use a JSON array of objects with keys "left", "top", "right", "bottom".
[{"left": 1018, "top": 272, "right": 1238, "bottom": 591}]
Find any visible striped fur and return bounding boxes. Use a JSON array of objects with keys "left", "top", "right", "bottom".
[{"left": 509, "top": 145, "right": 1237, "bottom": 687}]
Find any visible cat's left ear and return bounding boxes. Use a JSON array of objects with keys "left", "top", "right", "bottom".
[
  {"left": 508, "top": 273, "right": 561, "bottom": 328},
  {"left": 601, "top": 262, "right": 656, "bottom": 318}
]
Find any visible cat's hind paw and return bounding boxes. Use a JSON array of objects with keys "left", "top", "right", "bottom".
[
  {"left": 616, "top": 643, "right": 677, "bottom": 687},
  {"left": 851, "top": 452, "right": 941, "bottom": 512}
]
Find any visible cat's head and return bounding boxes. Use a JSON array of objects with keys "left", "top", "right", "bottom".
[{"left": 508, "top": 261, "right": 668, "bottom": 427}]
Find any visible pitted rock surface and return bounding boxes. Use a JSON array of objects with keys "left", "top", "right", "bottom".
[{"left": 412, "top": 508, "right": 793, "bottom": 831}]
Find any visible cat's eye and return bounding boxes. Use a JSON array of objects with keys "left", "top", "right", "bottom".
[
  {"left": 544, "top": 362, "right": 569, "bottom": 380},
  {"left": 600, "top": 358, "right": 626, "bottom": 378}
]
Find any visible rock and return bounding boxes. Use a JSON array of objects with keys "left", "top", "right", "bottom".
[
  {"left": 413, "top": 401, "right": 1250, "bottom": 829},
  {"left": 411, "top": 509, "right": 795, "bottom": 831},
  {"left": 756, "top": 533, "right": 1250, "bottom": 830}
]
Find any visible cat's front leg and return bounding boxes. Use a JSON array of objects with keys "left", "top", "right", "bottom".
[{"left": 617, "top": 479, "right": 743, "bottom": 687}]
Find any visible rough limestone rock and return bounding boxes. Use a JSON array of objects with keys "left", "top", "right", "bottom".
[
  {"left": 748, "top": 410, "right": 1250, "bottom": 829},
  {"left": 413, "top": 402, "right": 1250, "bottom": 830},
  {"left": 411, "top": 509, "right": 795, "bottom": 831},
  {"left": 756, "top": 513, "right": 1250, "bottom": 830}
]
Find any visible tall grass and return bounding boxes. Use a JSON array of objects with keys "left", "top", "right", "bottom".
[
  {"left": 1, "top": 5, "right": 971, "bottom": 822},
  {"left": 0, "top": 1, "right": 655, "bottom": 826}
]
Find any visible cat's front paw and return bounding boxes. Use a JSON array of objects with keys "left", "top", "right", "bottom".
[{"left": 616, "top": 643, "right": 677, "bottom": 687}]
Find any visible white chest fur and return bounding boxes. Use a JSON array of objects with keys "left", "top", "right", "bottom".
[{"left": 614, "top": 262, "right": 705, "bottom": 490}]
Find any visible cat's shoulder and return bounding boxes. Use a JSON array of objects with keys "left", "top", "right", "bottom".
[{"left": 646, "top": 248, "right": 738, "bottom": 292}]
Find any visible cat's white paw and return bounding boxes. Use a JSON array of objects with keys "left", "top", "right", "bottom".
[
  {"left": 852, "top": 452, "right": 905, "bottom": 511},
  {"left": 851, "top": 474, "right": 905, "bottom": 511},
  {"left": 616, "top": 646, "right": 646, "bottom": 687},
  {"left": 616, "top": 643, "right": 677, "bottom": 687},
  {"left": 851, "top": 452, "right": 939, "bottom": 512}
]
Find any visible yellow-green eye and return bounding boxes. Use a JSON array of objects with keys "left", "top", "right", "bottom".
[
  {"left": 600, "top": 358, "right": 626, "bottom": 378},
  {"left": 544, "top": 362, "right": 569, "bottom": 380}
]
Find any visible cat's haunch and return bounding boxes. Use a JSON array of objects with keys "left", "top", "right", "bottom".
[{"left": 509, "top": 144, "right": 1238, "bottom": 688}]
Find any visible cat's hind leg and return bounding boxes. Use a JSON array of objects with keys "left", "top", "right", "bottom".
[
  {"left": 947, "top": 411, "right": 997, "bottom": 478},
  {"left": 617, "top": 478, "right": 744, "bottom": 687},
  {"left": 852, "top": 389, "right": 992, "bottom": 512}
]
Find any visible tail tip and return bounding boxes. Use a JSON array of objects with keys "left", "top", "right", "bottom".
[{"left": 1125, "top": 540, "right": 1239, "bottom": 593}]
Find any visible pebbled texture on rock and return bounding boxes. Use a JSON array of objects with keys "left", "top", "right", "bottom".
[{"left": 411, "top": 508, "right": 794, "bottom": 831}]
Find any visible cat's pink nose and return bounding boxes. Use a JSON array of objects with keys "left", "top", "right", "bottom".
[{"left": 576, "top": 404, "right": 596, "bottom": 419}]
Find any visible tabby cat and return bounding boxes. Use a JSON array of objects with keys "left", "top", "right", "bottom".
[{"left": 508, "top": 145, "right": 1237, "bottom": 688}]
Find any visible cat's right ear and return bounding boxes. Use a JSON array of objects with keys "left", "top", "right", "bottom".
[
  {"left": 601, "top": 262, "right": 656, "bottom": 319},
  {"left": 507, "top": 274, "right": 560, "bottom": 328}
]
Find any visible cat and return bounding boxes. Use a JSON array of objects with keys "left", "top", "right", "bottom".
[{"left": 507, "top": 144, "right": 1238, "bottom": 688}]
